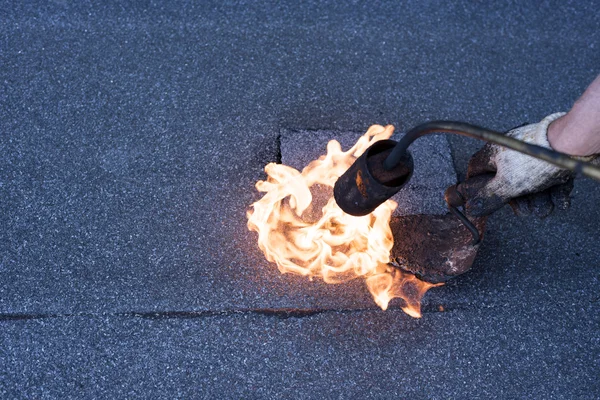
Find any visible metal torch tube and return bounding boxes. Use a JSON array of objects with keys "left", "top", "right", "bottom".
[{"left": 383, "top": 121, "right": 600, "bottom": 181}]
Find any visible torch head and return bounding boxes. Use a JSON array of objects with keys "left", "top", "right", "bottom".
[{"left": 333, "top": 140, "right": 414, "bottom": 216}]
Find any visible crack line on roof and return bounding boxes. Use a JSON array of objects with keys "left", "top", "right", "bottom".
[{"left": 0, "top": 304, "right": 466, "bottom": 322}]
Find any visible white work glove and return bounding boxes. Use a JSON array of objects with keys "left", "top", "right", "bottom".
[{"left": 459, "top": 112, "right": 599, "bottom": 218}]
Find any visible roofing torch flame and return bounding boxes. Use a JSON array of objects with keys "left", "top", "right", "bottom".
[{"left": 247, "top": 125, "right": 440, "bottom": 317}]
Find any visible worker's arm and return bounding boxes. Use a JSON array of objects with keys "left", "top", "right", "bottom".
[
  {"left": 548, "top": 74, "right": 600, "bottom": 156},
  {"left": 460, "top": 74, "right": 600, "bottom": 218}
]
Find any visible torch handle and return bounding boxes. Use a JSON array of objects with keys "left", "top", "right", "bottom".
[{"left": 383, "top": 121, "right": 600, "bottom": 181}]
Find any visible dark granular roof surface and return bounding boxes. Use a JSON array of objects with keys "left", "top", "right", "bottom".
[{"left": 1, "top": 1, "right": 599, "bottom": 398}]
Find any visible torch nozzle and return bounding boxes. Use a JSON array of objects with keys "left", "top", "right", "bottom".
[{"left": 333, "top": 140, "right": 413, "bottom": 216}]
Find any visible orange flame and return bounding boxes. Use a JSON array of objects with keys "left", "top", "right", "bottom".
[{"left": 247, "top": 125, "right": 439, "bottom": 317}]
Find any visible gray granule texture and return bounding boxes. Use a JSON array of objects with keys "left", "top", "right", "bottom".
[{"left": 1, "top": 0, "right": 600, "bottom": 398}]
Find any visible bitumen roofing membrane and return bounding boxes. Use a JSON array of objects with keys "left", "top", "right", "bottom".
[{"left": 1, "top": 1, "right": 599, "bottom": 398}]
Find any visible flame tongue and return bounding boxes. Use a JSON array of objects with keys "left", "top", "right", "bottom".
[{"left": 247, "top": 125, "right": 439, "bottom": 317}]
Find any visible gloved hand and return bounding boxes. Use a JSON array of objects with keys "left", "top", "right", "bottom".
[{"left": 458, "top": 112, "right": 599, "bottom": 218}]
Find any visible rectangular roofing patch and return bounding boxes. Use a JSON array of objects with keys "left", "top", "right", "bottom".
[{"left": 280, "top": 128, "right": 457, "bottom": 216}]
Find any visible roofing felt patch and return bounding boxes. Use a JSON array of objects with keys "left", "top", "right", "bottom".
[{"left": 280, "top": 129, "right": 457, "bottom": 216}]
